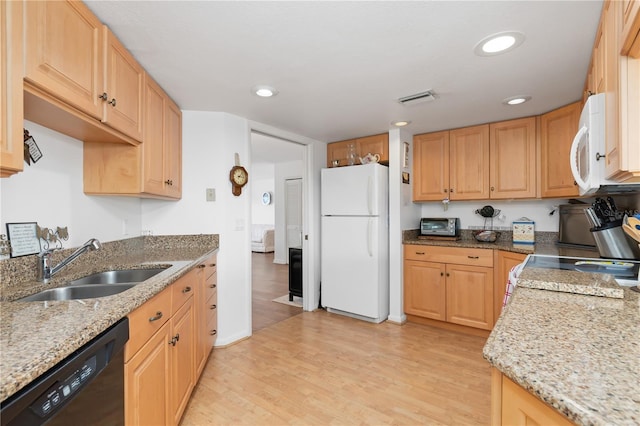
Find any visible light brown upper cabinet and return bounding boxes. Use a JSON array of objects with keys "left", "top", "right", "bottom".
[
  {"left": 489, "top": 117, "right": 537, "bottom": 199},
  {"left": 24, "top": 0, "right": 143, "bottom": 144},
  {"left": 0, "top": 0, "right": 23, "bottom": 177},
  {"left": 621, "top": 0, "right": 640, "bottom": 57},
  {"left": 413, "top": 131, "right": 450, "bottom": 201},
  {"left": 84, "top": 74, "right": 182, "bottom": 199},
  {"left": 326, "top": 133, "right": 389, "bottom": 167},
  {"left": 449, "top": 125, "right": 490, "bottom": 200},
  {"left": 539, "top": 102, "right": 581, "bottom": 198},
  {"left": 413, "top": 125, "right": 490, "bottom": 201}
]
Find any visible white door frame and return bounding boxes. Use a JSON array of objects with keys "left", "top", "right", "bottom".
[{"left": 249, "top": 121, "right": 324, "bottom": 312}]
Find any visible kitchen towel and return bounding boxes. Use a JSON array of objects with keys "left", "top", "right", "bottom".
[{"left": 503, "top": 262, "right": 525, "bottom": 308}]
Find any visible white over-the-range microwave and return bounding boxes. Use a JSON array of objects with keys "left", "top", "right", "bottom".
[{"left": 570, "top": 93, "right": 640, "bottom": 195}]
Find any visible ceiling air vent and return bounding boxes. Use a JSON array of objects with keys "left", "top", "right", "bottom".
[{"left": 398, "top": 90, "right": 437, "bottom": 106}]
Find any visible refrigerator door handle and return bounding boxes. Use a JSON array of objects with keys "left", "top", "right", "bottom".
[
  {"left": 367, "top": 176, "right": 373, "bottom": 215},
  {"left": 367, "top": 218, "right": 373, "bottom": 257}
]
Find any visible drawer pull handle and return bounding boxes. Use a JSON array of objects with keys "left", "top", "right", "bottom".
[
  {"left": 182, "top": 286, "right": 192, "bottom": 293},
  {"left": 415, "top": 252, "right": 425, "bottom": 255},
  {"left": 149, "top": 311, "right": 163, "bottom": 322},
  {"left": 209, "top": 263, "right": 216, "bottom": 267},
  {"left": 210, "top": 304, "right": 217, "bottom": 310},
  {"left": 468, "top": 256, "right": 479, "bottom": 259},
  {"left": 210, "top": 329, "right": 217, "bottom": 336},
  {"left": 209, "top": 284, "right": 217, "bottom": 289},
  {"left": 198, "top": 264, "right": 205, "bottom": 269}
]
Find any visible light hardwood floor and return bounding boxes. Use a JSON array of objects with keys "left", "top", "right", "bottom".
[
  {"left": 181, "top": 311, "right": 491, "bottom": 425},
  {"left": 251, "top": 252, "right": 302, "bottom": 332}
]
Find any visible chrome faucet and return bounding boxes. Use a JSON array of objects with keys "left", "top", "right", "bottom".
[{"left": 37, "top": 238, "right": 102, "bottom": 282}]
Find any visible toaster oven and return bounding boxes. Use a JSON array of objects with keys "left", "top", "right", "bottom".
[{"left": 420, "top": 218, "right": 460, "bottom": 237}]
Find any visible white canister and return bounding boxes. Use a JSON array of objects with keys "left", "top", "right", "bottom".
[{"left": 513, "top": 217, "right": 535, "bottom": 245}]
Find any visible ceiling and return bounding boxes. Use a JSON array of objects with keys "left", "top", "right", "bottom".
[{"left": 85, "top": 1, "right": 603, "bottom": 143}]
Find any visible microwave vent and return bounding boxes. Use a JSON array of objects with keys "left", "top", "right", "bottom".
[{"left": 398, "top": 90, "right": 437, "bottom": 106}]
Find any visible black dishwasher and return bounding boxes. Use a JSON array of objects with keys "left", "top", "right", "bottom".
[{"left": 1, "top": 317, "right": 129, "bottom": 426}]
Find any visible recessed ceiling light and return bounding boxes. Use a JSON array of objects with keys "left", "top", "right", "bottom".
[
  {"left": 474, "top": 31, "right": 525, "bottom": 56},
  {"left": 392, "top": 121, "right": 411, "bottom": 127},
  {"left": 252, "top": 85, "right": 278, "bottom": 97},
  {"left": 503, "top": 96, "right": 532, "bottom": 105}
]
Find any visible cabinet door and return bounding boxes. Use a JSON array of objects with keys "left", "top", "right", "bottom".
[
  {"left": 539, "top": 103, "right": 581, "bottom": 198},
  {"left": 0, "top": 0, "right": 23, "bottom": 177},
  {"left": 449, "top": 125, "right": 490, "bottom": 200},
  {"left": 490, "top": 117, "right": 537, "bottom": 199},
  {"left": 171, "top": 297, "right": 195, "bottom": 425},
  {"left": 502, "top": 375, "right": 574, "bottom": 426},
  {"left": 412, "top": 131, "right": 449, "bottom": 201},
  {"left": 103, "top": 28, "right": 143, "bottom": 141},
  {"left": 24, "top": 0, "right": 103, "bottom": 119},
  {"left": 142, "top": 75, "right": 166, "bottom": 195},
  {"left": 125, "top": 321, "right": 171, "bottom": 426},
  {"left": 327, "top": 140, "right": 354, "bottom": 168},
  {"left": 621, "top": 0, "right": 640, "bottom": 56},
  {"left": 493, "top": 251, "right": 527, "bottom": 326},
  {"left": 603, "top": 1, "right": 622, "bottom": 179},
  {"left": 403, "top": 259, "right": 446, "bottom": 320},
  {"left": 357, "top": 133, "right": 389, "bottom": 164},
  {"left": 446, "top": 264, "right": 494, "bottom": 330},
  {"left": 164, "top": 100, "right": 183, "bottom": 198}
]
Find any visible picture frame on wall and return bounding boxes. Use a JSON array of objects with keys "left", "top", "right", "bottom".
[
  {"left": 403, "top": 142, "right": 409, "bottom": 168},
  {"left": 6, "top": 222, "right": 41, "bottom": 258}
]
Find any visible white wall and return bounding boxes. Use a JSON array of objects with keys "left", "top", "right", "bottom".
[
  {"left": 273, "top": 160, "right": 303, "bottom": 264},
  {"left": 419, "top": 198, "right": 566, "bottom": 232},
  {"left": 0, "top": 121, "right": 142, "bottom": 254},
  {"left": 141, "top": 111, "right": 252, "bottom": 346},
  {"left": 388, "top": 128, "right": 420, "bottom": 324},
  {"left": 250, "top": 163, "right": 275, "bottom": 225}
]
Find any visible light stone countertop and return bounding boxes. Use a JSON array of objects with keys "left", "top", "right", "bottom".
[
  {"left": 484, "top": 271, "right": 640, "bottom": 426},
  {"left": 0, "top": 235, "right": 218, "bottom": 403}
]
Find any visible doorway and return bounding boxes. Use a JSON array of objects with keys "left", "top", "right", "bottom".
[{"left": 250, "top": 132, "right": 305, "bottom": 331}]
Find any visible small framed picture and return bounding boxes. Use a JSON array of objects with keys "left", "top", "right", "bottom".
[
  {"left": 402, "top": 172, "right": 410, "bottom": 184},
  {"left": 6, "top": 222, "right": 41, "bottom": 258},
  {"left": 403, "top": 142, "right": 410, "bottom": 168}
]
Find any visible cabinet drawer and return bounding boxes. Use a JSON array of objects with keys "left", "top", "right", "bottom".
[
  {"left": 125, "top": 286, "right": 172, "bottom": 361},
  {"left": 172, "top": 271, "right": 195, "bottom": 315},
  {"left": 404, "top": 245, "right": 493, "bottom": 267},
  {"left": 203, "top": 271, "right": 217, "bottom": 302}
]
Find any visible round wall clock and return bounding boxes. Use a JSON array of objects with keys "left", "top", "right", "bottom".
[
  {"left": 262, "top": 192, "right": 272, "bottom": 205},
  {"left": 229, "top": 165, "right": 248, "bottom": 196}
]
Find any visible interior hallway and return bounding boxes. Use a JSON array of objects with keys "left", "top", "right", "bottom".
[
  {"left": 181, "top": 311, "right": 491, "bottom": 425},
  {"left": 251, "top": 251, "right": 302, "bottom": 332}
]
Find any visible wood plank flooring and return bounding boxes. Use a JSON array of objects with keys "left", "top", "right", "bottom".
[
  {"left": 251, "top": 252, "right": 302, "bottom": 332},
  {"left": 181, "top": 311, "right": 491, "bottom": 425}
]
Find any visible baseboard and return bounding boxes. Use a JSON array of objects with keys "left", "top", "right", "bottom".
[
  {"left": 386, "top": 314, "right": 407, "bottom": 325},
  {"left": 405, "top": 314, "right": 491, "bottom": 338},
  {"left": 214, "top": 330, "right": 252, "bottom": 347}
]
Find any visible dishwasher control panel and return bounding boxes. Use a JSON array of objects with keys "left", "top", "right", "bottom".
[{"left": 30, "top": 356, "right": 97, "bottom": 418}]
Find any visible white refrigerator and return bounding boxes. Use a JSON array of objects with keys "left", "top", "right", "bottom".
[{"left": 320, "top": 163, "right": 389, "bottom": 323}]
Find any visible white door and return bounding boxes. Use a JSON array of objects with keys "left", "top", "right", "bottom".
[
  {"left": 285, "top": 178, "right": 303, "bottom": 252},
  {"left": 321, "top": 216, "right": 380, "bottom": 319}
]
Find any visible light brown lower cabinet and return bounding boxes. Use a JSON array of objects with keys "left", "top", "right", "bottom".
[
  {"left": 195, "top": 253, "right": 217, "bottom": 379},
  {"left": 404, "top": 245, "right": 494, "bottom": 331},
  {"left": 125, "top": 260, "right": 215, "bottom": 426},
  {"left": 492, "top": 369, "right": 575, "bottom": 426}
]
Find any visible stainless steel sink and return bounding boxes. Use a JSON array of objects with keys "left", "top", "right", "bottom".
[
  {"left": 17, "top": 267, "right": 169, "bottom": 302},
  {"left": 18, "top": 283, "right": 138, "bottom": 302},
  {"left": 69, "top": 267, "right": 168, "bottom": 285}
]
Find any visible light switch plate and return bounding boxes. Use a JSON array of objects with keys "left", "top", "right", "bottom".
[{"left": 206, "top": 188, "right": 215, "bottom": 202}]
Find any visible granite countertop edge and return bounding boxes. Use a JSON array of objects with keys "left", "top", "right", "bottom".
[{"left": 0, "top": 235, "right": 219, "bottom": 403}]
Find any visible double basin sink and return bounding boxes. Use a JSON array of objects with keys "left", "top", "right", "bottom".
[{"left": 18, "top": 267, "right": 169, "bottom": 302}]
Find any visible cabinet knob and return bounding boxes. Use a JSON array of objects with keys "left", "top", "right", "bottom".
[
  {"left": 165, "top": 179, "right": 173, "bottom": 186},
  {"left": 182, "top": 286, "right": 192, "bottom": 294},
  {"left": 444, "top": 189, "right": 448, "bottom": 193},
  {"left": 573, "top": 181, "right": 578, "bottom": 186},
  {"left": 446, "top": 273, "right": 450, "bottom": 277},
  {"left": 210, "top": 304, "right": 217, "bottom": 310},
  {"left": 210, "top": 329, "right": 217, "bottom": 336},
  {"left": 449, "top": 189, "right": 454, "bottom": 193},
  {"left": 490, "top": 186, "right": 494, "bottom": 191},
  {"left": 108, "top": 98, "right": 117, "bottom": 107},
  {"left": 198, "top": 264, "right": 206, "bottom": 269},
  {"left": 440, "top": 272, "right": 444, "bottom": 276},
  {"left": 98, "top": 92, "right": 108, "bottom": 101},
  {"left": 209, "top": 283, "right": 217, "bottom": 289},
  {"left": 148, "top": 311, "right": 163, "bottom": 322},
  {"left": 169, "top": 333, "right": 180, "bottom": 346},
  {"left": 209, "top": 263, "right": 216, "bottom": 267}
]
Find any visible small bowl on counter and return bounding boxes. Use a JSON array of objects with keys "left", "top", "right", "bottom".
[{"left": 472, "top": 230, "right": 500, "bottom": 243}]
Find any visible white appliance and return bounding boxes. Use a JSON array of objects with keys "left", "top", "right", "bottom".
[
  {"left": 569, "top": 93, "right": 640, "bottom": 195},
  {"left": 321, "top": 163, "right": 389, "bottom": 323}
]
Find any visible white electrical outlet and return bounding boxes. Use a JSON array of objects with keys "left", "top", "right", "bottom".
[{"left": 206, "top": 188, "right": 215, "bottom": 202}]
